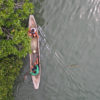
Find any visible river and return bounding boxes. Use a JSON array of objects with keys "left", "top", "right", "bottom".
[{"left": 14, "top": 0, "right": 100, "bottom": 100}]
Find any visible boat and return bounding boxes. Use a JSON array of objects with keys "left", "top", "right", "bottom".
[{"left": 28, "top": 15, "right": 41, "bottom": 89}]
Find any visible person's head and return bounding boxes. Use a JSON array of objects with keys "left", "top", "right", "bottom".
[
  {"left": 31, "top": 28, "right": 35, "bottom": 34},
  {"left": 32, "top": 65, "right": 37, "bottom": 73}
]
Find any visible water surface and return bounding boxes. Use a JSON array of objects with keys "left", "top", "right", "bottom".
[{"left": 14, "top": 0, "right": 100, "bottom": 100}]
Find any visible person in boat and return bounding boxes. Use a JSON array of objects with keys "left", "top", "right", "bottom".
[
  {"left": 30, "top": 59, "right": 39, "bottom": 76},
  {"left": 29, "top": 27, "right": 39, "bottom": 53},
  {"left": 31, "top": 28, "right": 36, "bottom": 35},
  {"left": 28, "top": 28, "right": 39, "bottom": 38},
  {"left": 30, "top": 64, "right": 39, "bottom": 76}
]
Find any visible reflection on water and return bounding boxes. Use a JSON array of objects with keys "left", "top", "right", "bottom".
[{"left": 14, "top": 0, "right": 100, "bottom": 100}]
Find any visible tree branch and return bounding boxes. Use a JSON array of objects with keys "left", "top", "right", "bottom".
[
  {"left": 14, "top": 2, "right": 24, "bottom": 9},
  {"left": 2, "top": 27, "right": 13, "bottom": 40}
]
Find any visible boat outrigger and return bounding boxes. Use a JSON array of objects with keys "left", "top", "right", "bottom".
[{"left": 28, "top": 15, "right": 41, "bottom": 89}]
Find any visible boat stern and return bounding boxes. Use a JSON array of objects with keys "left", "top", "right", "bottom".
[{"left": 32, "top": 75, "right": 40, "bottom": 89}]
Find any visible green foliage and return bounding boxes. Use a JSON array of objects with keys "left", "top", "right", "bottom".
[
  {"left": 0, "top": 0, "right": 34, "bottom": 100},
  {"left": 0, "top": 57, "right": 23, "bottom": 100},
  {"left": 0, "top": 0, "right": 34, "bottom": 58}
]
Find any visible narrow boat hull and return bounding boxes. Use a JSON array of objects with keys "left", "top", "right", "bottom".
[{"left": 28, "top": 15, "right": 41, "bottom": 89}]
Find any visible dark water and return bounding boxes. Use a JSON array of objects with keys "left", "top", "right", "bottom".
[{"left": 14, "top": 0, "right": 100, "bottom": 100}]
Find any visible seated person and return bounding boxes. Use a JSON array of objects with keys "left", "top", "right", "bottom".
[
  {"left": 30, "top": 64, "right": 39, "bottom": 76},
  {"left": 28, "top": 28, "right": 37, "bottom": 37}
]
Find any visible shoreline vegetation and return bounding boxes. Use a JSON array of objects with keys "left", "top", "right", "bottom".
[{"left": 0, "top": 0, "right": 34, "bottom": 100}]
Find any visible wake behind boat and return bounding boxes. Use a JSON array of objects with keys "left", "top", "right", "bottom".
[{"left": 28, "top": 15, "right": 41, "bottom": 89}]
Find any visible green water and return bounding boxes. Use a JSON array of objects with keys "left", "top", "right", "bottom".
[{"left": 14, "top": 0, "right": 100, "bottom": 100}]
